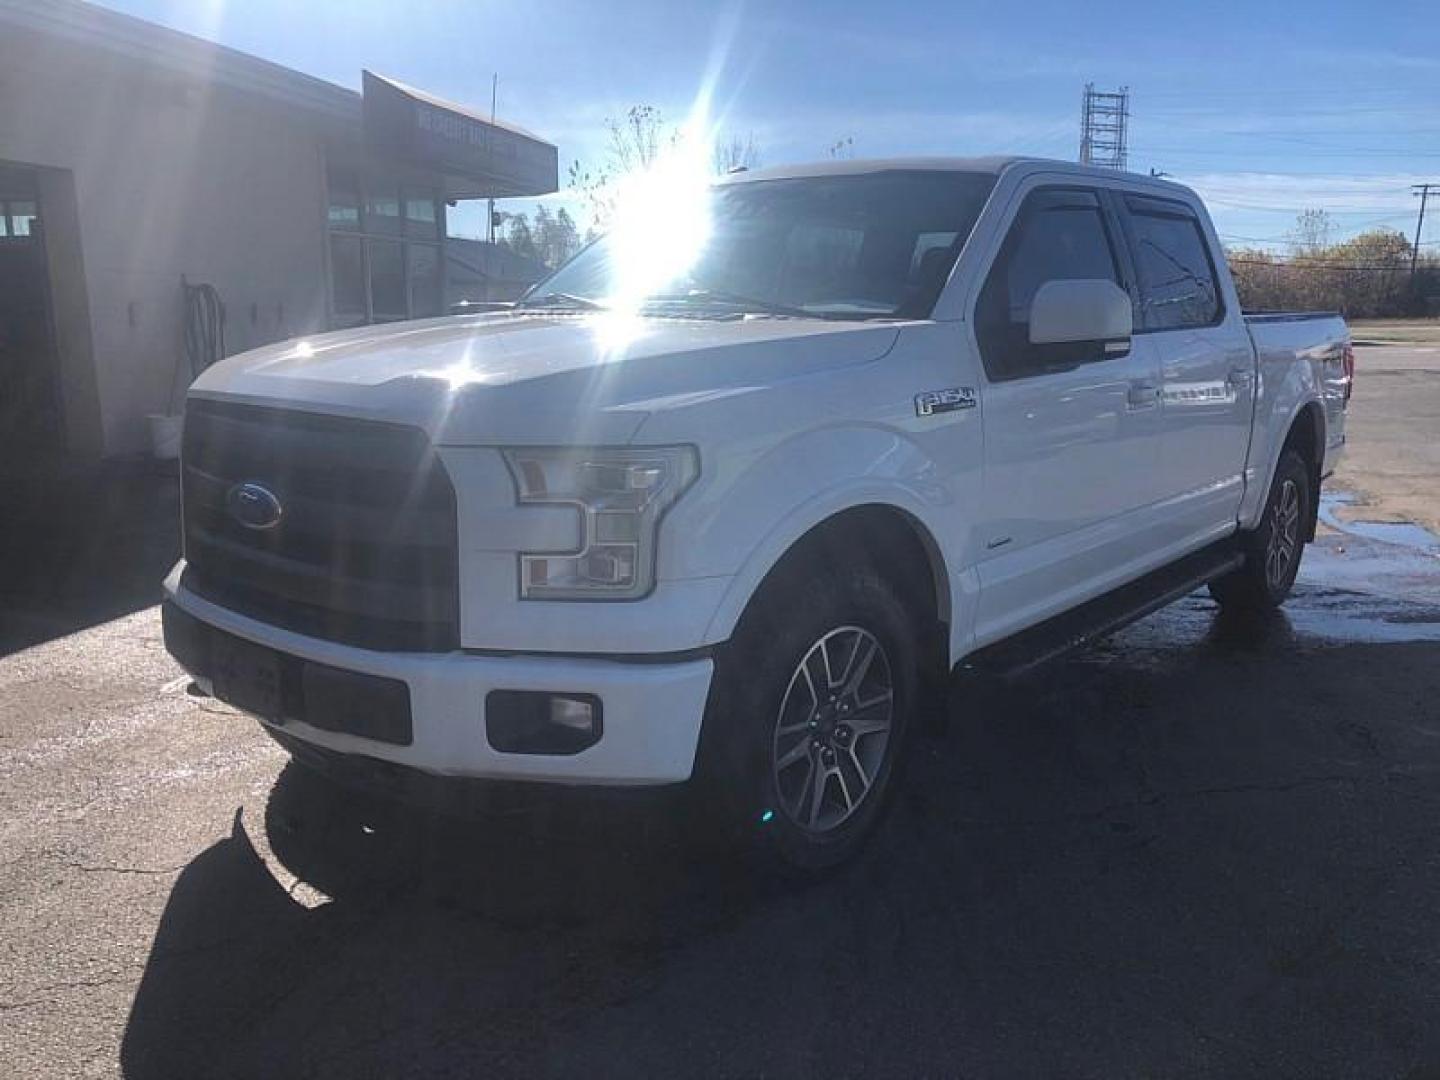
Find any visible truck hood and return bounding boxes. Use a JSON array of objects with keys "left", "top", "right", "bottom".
[{"left": 191, "top": 312, "right": 900, "bottom": 445}]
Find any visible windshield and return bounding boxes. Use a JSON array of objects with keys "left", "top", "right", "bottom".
[{"left": 525, "top": 170, "right": 997, "bottom": 320}]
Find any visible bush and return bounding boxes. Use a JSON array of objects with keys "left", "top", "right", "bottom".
[{"left": 1226, "top": 229, "right": 1439, "bottom": 317}]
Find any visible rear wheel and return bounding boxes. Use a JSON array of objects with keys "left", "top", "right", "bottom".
[
  {"left": 1210, "top": 448, "right": 1312, "bottom": 610},
  {"left": 699, "top": 563, "right": 919, "bottom": 874}
]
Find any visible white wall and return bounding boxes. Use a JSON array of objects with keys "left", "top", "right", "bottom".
[{"left": 0, "top": 30, "right": 335, "bottom": 456}]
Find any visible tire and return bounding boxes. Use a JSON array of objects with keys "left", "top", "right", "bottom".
[
  {"left": 1209, "top": 448, "right": 1312, "bottom": 611},
  {"left": 697, "top": 561, "right": 920, "bottom": 875}
]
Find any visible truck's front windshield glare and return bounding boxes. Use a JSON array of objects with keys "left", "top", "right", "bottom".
[{"left": 525, "top": 171, "right": 997, "bottom": 321}]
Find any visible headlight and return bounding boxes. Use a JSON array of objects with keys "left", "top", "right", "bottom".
[{"left": 502, "top": 446, "right": 699, "bottom": 599}]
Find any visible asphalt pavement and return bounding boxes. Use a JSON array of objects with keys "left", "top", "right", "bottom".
[
  {"left": 1336, "top": 336, "right": 1440, "bottom": 534},
  {"left": 4, "top": 348, "right": 1440, "bottom": 1079}
]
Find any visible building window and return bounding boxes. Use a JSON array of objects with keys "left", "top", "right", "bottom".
[
  {"left": 0, "top": 199, "right": 39, "bottom": 241},
  {"left": 405, "top": 195, "right": 439, "bottom": 240},
  {"left": 368, "top": 240, "right": 407, "bottom": 320},
  {"left": 329, "top": 234, "right": 366, "bottom": 321},
  {"left": 325, "top": 166, "right": 445, "bottom": 327},
  {"left": 366, "top": 184, "right": 402, "bottom": 236},
  {"left": 327, "top": 171, "right": 361, "bottom": 230},
  {"left": 408, "top": 243, "right": 442, "bottom": 317}
]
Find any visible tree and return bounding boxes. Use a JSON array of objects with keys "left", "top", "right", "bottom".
[
  {"left": 713, "top": 132, "right": 761, "bottom": 174},
  {"left": 554, "top": 207, "right": 580, "bottom": 262},
  {"left": 534, "top": 204, "right": 581, "bottom": 268},
  {"left": 1328, "top": 228, "right": 1412, "bottom": 265},
  {"left": 1227, "top": 227, "right": 1424, "bottom": 318},
  {"left": 568, "top": 105, "right": 678, "bottom": 227},
  {"left": 1290, "top": 209, "right": 1333, "bottom": 257},
  {"left": 568, "top": 105, "right": 763, "bottom": 228},
  {"left": 504, "top": 214, "right": 538, "bottom": 263},
  {"left": 533, "top": 205, "right": 554, "bottom": 261},
  {"left": 1315, "top": 229, "right": 1413, "bottom": 315}
]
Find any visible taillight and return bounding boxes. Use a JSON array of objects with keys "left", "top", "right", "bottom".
[{"left": 1341, "top": 342, "right": 1355, "bottom": 407}]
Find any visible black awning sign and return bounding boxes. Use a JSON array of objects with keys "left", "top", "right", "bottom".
[{"left": 363, "top": 71, "right": 558, "bottom": 198}]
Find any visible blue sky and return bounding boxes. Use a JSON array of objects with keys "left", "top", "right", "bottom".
[{"left": 97, "top": 0, "right": 1440, "bottom": 251}]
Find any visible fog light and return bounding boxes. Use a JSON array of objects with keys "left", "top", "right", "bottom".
[{"left": 486, "top": 691, "right": 602, "bottom": 755}]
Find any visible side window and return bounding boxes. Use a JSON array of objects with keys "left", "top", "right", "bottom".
[
  {"left": 975, "top": 189, "right": 1122, "bottom": 380},
  {"left": 1124, "top": 197, "right": 1221, "bottom": 331}
]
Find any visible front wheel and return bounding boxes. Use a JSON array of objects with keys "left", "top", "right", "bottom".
[
  {"left": 1210, "top": 448, "right": 1312, "bottom": 611},
  {"left": 698, "top": 564, "right": 920, "bottom": 874}
]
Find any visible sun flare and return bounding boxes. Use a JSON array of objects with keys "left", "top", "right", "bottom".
[{"left": 602, "top": 123, "right": 716, "bottom": 317}]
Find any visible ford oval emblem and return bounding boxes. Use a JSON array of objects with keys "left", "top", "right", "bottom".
[{"left": 226, "top": 482, "right": 283, "bottom": 530}]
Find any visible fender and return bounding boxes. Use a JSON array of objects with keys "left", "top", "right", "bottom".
[
  {"left": 1237, "top": 322, "right": 1330, "bottom": 532},
  {"left": 1239, "top": 377, "right": 1327, "bottom": 532},
  {"left": 683, "top": 424, "right": 980, "bottom": 658}
]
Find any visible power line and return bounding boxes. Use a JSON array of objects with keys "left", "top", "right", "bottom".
[
  {"left": 1138, "top": 148, "right": 1440, "bottom": 161},
  {"left": 1141, "top": 85, "right": 1437, "bottom": 101},
  {"left": 1227, "top": 258, "right": 1418, "bottom": 274},
  {"left": 1199, "top": 198, "right": 1419, "bottom": 216},
  {"left": 1222, "top": 233, "right": 1440, "bottom": 248},
  {"left": 1216, "top": 214, "right": 1420, "bottom": 244}
]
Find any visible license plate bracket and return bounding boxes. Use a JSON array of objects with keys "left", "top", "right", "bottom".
[{"left": 210, "top": 633, "right": 285, "bottom": 720}]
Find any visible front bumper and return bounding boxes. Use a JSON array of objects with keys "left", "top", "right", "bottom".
[{"left": 162, "top": 570, "right": 713, "bottom": 786}]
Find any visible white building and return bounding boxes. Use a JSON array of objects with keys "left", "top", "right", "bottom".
[{"left": 0, "top": 0, "right": 556, "bottom": 461}]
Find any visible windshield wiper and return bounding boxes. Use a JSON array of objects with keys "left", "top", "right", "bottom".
[
  {"left": 646, "top": 288, "right": 821, "bottom": 319},
  {"left": 517, "top": 291, "right": 606, "bottom": 310}
]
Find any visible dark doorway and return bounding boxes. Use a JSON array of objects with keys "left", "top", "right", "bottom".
[{"left": 0, "top": 163, "right": 62, "bottom": 456}]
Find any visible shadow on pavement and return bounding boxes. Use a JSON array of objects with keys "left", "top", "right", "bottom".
[
  {"left": 120, "top": 766, "right": 775, "bottom": 1079},
  {"left": 0, "top": 459, "right": 179, "bottom": 656},
  {"left": 121, "top": 602, "right": 1440, "bottom": 1078}
]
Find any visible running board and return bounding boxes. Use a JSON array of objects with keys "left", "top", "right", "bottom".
[{"left": 958, "top": 539, "right": 1244, "bottom": 682}]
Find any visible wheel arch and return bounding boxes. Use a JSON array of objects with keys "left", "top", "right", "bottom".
[
  {"left": 706, "top": 499, "right": 952, "bottom": 663},
  {"left": 1281, "top": 399, "right": 1325, "bottom": 541}
]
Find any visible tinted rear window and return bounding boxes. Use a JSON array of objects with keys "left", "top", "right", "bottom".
[{"left": 1125, "top": 197, "right": 1222, "bottom": 331}]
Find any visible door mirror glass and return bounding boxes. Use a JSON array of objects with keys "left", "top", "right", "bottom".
[{"left": 1028, "top": 278, "right": 1133, "bottom": 349}]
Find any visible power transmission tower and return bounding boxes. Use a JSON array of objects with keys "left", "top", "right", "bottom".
[
  {"left": 1412, "top": 183, "right": 1438, "bottom": 287},
  {"left": 1079, "top": 84, "right": 1130, "bottom": 170}
]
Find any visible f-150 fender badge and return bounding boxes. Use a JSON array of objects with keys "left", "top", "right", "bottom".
[{"left": 914, "top": 387, "right": 976, "bottom": 417}]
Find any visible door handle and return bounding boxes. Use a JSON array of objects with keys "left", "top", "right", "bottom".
[{"left": 1127, "top": 380, "right": 1160, "bottom": 409}]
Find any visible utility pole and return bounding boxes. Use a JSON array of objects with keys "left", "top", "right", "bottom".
[
  {"left": 1412, "top": 183, "right": 1438, "bottom": 287},
  {"left": 487, "top": 72, "right": 498, "bottom": 244},
  {"left": 1079, "top": 84, "right": 1130, "bottom": 170}
]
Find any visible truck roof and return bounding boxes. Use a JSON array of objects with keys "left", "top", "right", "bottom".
[{"left": 722, "top": 155, "right": 1194, "bottom": 198}]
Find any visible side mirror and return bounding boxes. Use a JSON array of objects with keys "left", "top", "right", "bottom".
[{"left": 1028, "top": 279, "right": 1133, "bottom": 350}]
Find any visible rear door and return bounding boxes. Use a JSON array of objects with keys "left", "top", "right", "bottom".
[
  {"left": 1117, "top": 194, "right": 1255, "bottom": 548},
  {"left": 970, "top": 184, "right": 1166, "bottom": 645}
]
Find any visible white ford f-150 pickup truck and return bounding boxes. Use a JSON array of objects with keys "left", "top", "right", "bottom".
[{"left": 163, "top": 157, "right": 1351, "bottom": 870}]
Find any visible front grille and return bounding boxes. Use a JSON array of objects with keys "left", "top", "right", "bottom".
[{"left": 181, "top": 399, "right": 459, "bottom": 651}]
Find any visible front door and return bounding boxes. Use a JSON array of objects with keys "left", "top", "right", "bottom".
[{"left": 970, "top": 184, "right": 1166, "bottom": 645}]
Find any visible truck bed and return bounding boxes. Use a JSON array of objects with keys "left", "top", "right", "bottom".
[
  {"left": 1244, "top": 310, "right": 1344, "bottom": 324},
  {"left": 1242, "top": 310, "right": 1351, "bottom": 481}
]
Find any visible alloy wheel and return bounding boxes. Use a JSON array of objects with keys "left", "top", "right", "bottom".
[
  {"left": 771, "top": 626, "right": 894, "bottom": 834},
  {"left": 1265, "top": 477, "right": 1301, "bottom": 589}
]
